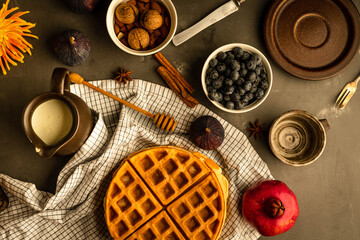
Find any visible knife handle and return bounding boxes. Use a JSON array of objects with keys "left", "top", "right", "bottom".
[{"left": 172, "top": 1, "right": 239, "bottom": 46}]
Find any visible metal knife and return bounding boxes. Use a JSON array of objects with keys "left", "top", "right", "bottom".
[{"left": 172, "top": 0, "right": 246, "bottom": 46}]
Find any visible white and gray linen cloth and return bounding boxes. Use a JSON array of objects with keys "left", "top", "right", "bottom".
[{"left": 0, "top": 79, "right": 272, "bottom": 239}]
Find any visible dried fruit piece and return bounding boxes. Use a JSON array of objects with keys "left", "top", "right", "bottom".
[
  {"left": 116, "top": 3, "right": 139, "bottom": 24},
  {"left": 0, "top": 0, "right": 38, "bottom": 75},
  {"left": 190, "top": 116, "right": 225, "bottom": 150}
]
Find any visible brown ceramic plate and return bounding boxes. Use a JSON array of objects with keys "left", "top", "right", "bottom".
[{"left": 264, "top": 0, "right": 360, "bottom": 80}]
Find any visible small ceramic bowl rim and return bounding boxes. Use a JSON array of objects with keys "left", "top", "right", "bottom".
[
  {"left": 106, "top": 0, "right": 178, "bottom": 56},
  {"left": 268, "top": 110, "right": 327, "bottom": 166},
  {"left": 201, "top": 43, "right": 273, "bottom": 113}
]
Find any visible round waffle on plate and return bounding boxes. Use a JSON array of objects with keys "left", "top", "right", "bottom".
[{"left": 104, "top": 146, "right": 228, "bottom": 240}]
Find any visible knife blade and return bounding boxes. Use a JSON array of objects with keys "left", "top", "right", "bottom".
[{"left": 172, "top": 0, "right": 246, "bottom": 46}]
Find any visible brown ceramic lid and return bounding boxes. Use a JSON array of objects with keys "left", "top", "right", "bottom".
[{"left": 264, "top": 0, "right": 360, "bottom": 80}]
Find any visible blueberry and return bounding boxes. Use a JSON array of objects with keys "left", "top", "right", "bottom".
[
  {"left": 246, "top": 60, "right": 257, "bottom": 71},
  {"left": 224, "top": 78, "right": 233, "bottom": 86},
  {"left": 216, "top": 63, "right": 226, "bottom": 73},
  {"left": 224, "top": 56, "right": 234, "bottom": 66},
  {"left": 254, "top": 76, "right": 261, "bottom": 86},
  {"left": 241, "top": 95, "right": 249, "bottom": 103},
  {"left": 208, "top": 92, "right": 217, "bottom": 101},
  {"left": 219, "top": 100, "right": 226, "bottom": 106},
  {"left": 226, "top": 52, "right": 235, "bottom": 59},
  {"left": 205, "top": 76, "right": 212, "bottom": 85},
  {"left": 218, "top": 75, "right": 225, "bottom": 83},
  {"left": 235, "top": 77, "right": 245, "bottom": 86},
  {"left": 210, "top": 70, "right": 219, "bottom": 80},
  {"left": 260, "top": 80, "right": 269, "bottom": 90},
  {"left": 239, "top": 68, "right": 248, "bottom": 77},
  {"left": 221, "top": 85, "right": 235, "bottom": 95},
  {"left": 224, "top": 68, "right": 231, "bottom": 77},
  {"left": 223, "top": 94, "right": 231, "bottom": 101},
  {"left": 260, "top": 72, "right": 267, "bottom": 80},
  {"left": 230, "top": 71, "right": 239, "bottom": 81},
  {"left": 243, "top": 81, "right": 252, "bottom": 91},
  {"left": 209, "top": 58, "right": 218, "bottom": 67},
  {"left": 233, "top": 47, "right": 243, "bottom": 59},
  {"left": 212, "top": 79, "right": 223, "bottom": 89},
  {"left": 217, "top": 51, "right": 227, "bottom": 61},
  {"left": 247, "top": 93, "right": 254, "bottom": 100},
  {"left": 255, "top": 89, "right": 265, "bottom": 99},
  {"left": 251, "top": 54, "right": 262, "bottom": 65},
  {"left": 206, "top": 67, "right": 213, "bottom": 76},
  {"left": 241, "top": 51, "right": 251, "bottom": 61},
  {"left": 246, "top": 71, "right": 257, "bottom": 82},
  {"left": 225, "top": 101, "right": 235, "bottom": 109},
  {"left": 214, "top": 92, "right": 223, "bottom": 102},
  {"left": 235, "top": 101, "right": 246, "bottom": 110},
  {"left": 207, "top": 85, "right": 216, "bottom": 93},
  {"left": 255, "top": 66, "right": 262, "bottom": 75},
  {"left": 230, "top": 60, "right": 241, "bottom": 71},
  {"left": 237, "top": 87, "right": 246, "bottom": 96},
  {"left": 240, "top": 63, "right": 246, "bottom": 70},
  {"left": 231, "top": 92, "right": 241, "bottom": 101},
  {"left": 249, "top": 86, "right": 257, "bottom": 93}
]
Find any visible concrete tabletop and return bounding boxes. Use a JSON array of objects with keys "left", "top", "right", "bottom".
[{"left": 1, "top": 0, "right": 359, "bottom": 239}]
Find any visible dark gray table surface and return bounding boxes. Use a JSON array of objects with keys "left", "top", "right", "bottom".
[{"left": 1, "top": 0, "right": 360, "bottom": 239}]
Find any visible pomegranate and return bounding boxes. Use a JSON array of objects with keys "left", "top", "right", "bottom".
[{"left": 242, "top": 180, "right": 299, "bottom": 236}]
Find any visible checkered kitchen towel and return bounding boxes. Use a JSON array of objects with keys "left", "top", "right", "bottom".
[{"left": 0, "top": 79, "right": 272, "bottom": 239}]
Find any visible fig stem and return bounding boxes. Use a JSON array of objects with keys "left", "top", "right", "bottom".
[
  {"left": 205, "top": 128, "right": 210, "bottom": 133},
  {"left": 70, "top": 36, "right": 75, "bottom": 45}
]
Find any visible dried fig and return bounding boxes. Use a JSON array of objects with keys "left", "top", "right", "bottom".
[
  {"left": 127, "top": 28, "right": 150, "bottom": 50},
  {"left": 115, "top": 3, "right": 139, "bottom": 24},
  {"left": 190, "top": 116, "right": 225, "bottom": 150}
]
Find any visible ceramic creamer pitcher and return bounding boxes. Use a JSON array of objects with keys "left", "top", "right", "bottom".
[{"left": 22, "top": 68, "right": 93, "bottom": 158}]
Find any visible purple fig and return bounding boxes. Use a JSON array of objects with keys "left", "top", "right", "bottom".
[{"left": 190, "top": 116, "right": 225, "bottom": 150}]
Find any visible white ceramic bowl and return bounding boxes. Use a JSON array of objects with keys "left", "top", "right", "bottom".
[
  {"left": 201, "top": 43, "right": 273, "bottom": 113},
  {"left": 106, "top": 0, "right": 177, "bottom": 56}
]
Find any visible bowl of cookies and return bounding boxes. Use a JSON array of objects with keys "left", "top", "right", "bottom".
[
  {"left": 201, "top": 43, "right": 273, "bottom": 113},
  {"left": 106, "top": 0, "right": 177, "bottom": 56}
]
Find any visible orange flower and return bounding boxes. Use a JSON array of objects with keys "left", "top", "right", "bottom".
[{"left": 0, "top": 0, "right": 38, "bottom": 75}]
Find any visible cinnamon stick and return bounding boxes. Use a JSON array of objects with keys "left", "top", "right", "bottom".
[
  {"left": 157, "top": 66, "right": 198, "bottom": 108},
  {"left": 154, "top": 52, "right": 195, "bottom": 94}
]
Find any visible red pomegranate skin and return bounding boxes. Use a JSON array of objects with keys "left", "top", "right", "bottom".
[{"left": 242, "top": 180, "right": 299, "bottom": 236}]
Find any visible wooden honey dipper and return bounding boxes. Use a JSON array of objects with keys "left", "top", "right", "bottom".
[{"left": 69, "top": 73, "right": 177, "bottom": 132}]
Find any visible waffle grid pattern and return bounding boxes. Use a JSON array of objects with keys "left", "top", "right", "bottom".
[
  {"left": 0, "top": 79, "right": 272, "bottom": 240},
  {"left": 126, "top": 211, "right": 185, "bottom": 240},
  {"left": 128, "top": 148, "right": 210, "bottom": 205},
  {"left": 168, "top": 174, "right": 225, "bottom": 240},
  {"left": 105, "top": 161, "right": 162, "bottom": 240}
]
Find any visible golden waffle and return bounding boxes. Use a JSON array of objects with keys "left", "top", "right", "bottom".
[
  {"left": 167, "top": 174, "right": 226, "bottom": 240},
  {"left": 126, "top": 211, "right": 185, "bottom": 240},
  {"left": 105, "top": 161, "right": 163, "bottom": 240},
  {"left": 127, "top": 147, "right": 211, "bottom": 205},
  {"left": 105, "top": 146, "right": 228, "bottom": 240}
]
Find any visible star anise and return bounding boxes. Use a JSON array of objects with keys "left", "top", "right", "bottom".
[
  {"left": 114, "top": 67, "right": 133, "bottom": 84},
  {"left": 247, "top": 119, "right": 266, "bottom": 139}
]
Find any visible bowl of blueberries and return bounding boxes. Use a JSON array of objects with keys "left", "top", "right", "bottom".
[{"left": 202, "top": 43, "right": 273, "bottom": 113}]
